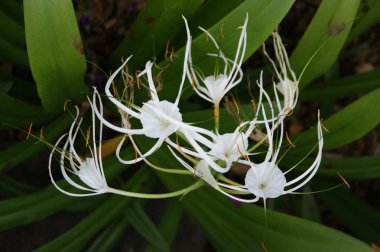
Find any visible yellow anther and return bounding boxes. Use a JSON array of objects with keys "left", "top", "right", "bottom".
[
  {"left": 285, "top": 131, "right": 295, "bottom": 147},
  {"left": 231, "top": 95, "right": 240, "bottom": 115},
  {"left": 320, "top": 119, "right": 330, "bottom": 133},
  {"left": 85, "top": 126, "right": 92, "bottom": 147},
  {"left": 237, "top": 145, "right": 248, "bottom": 160},
  {"left": 261, "top": 242, "right": 270, "bottom": 252},
  {"left": 190, "top": 75, "right": 196, "bottom": 90},
  {"left": 133, "top": 144, "right": 139, "bottom": 161},
  {"left": 165, "top": 41, "right": 170, "bottom": 59},
  {"left": 136, "top": 73, "right": 141, "bottom": 90},
  {"left": 169, "top": 46, "right": 175, "bottom": 62},
  {"left": 26, "top": 123, "right": 33, "bottom": 140},
  {"left": 111, "top": 80, "right": 118, "bottom": 97},
  {"left": 250, "top": 99, "right": 257, "bottom": 112},
  {"left": 337, "top": 172, "right": 350, "bottom": 189},
  {"left": 34, "top": 127, "right": 44, "bottom": 144},
  {"left": 63, "top": 100, "right": 71, "bottom": 111}
]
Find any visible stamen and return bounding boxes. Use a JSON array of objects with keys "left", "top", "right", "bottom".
[
  {"left": 165, "top": 41, "right": 170, "bottom": 59},
  {"left": 34, "top": 127, "right": 44, "bottom": 144},
  {"left": 220, "top": 23, "right": 224, "bottom": 38},
  {"left": 205, "top": 29, "right": 209, "bottom": 41},
  {"left": 237, "top": 145, "right": 248, "bottom": 160},
  {"left": 133, "top": 144, "right": 139, "bottom": 161},
  {"left": 175, "top": 135, "right": 187, "bottom": 158},
  {"left": 169, "top": 46, "right": 175, "bottom": 62},
  {"left": 261, "top": 241, "right": 270, "bottom": 252},
  {"left": 285, "top": 108, "right": 293, "bottom": 116},
  {"left": 190, "top": 74, "right": 196, "bottom": 90},
  {"left": 285, "top": 131, "right": 295, "bottom": 147},
  {"left": 111, "top": 80, "right": 118, "bottom": 97},
  {"left": 337, "top": 172, "right": 350, "bottom": 189},
  {"left": 193, "top": 163, "right": 196, "bottom": 179},
  {"left": 231, "top": 95, "right": 240, "bottom": 115},
  {"left": 136, "top": 72, "right": 141, "bottom": 90},
  {"left": 63, "top": 99, "right": 71, "bottom": 111},
  {"left": 26, "top": 122, "right": 33, "bottom": 140},
  {"left": 320, "top": 119, "right": 330, "bottom": 133},
  {"left": 85, "top": 126, "right": 92, "bottom": 147},
  {"left": 250, "top": 99, "right": 257, "bottom": 112}
]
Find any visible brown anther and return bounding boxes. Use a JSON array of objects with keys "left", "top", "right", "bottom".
[
  {"left": 337, "top": 172, "right": 350, "bottom": 189},
  {"left": 111, "top": 80, "right": 118, "bottom": 97},
  {"left": 165, "top": 41, "right": 170, "bottom": 59},
  {"left": 285, "top": 108, "right": 293, "bottom": 116},
  {"left": 169, "top": 46, "right": 175, "bottom": 62},
  {"left": 320, "top": 119, "right": 330, "bottom": 133},
  {"left": 34, "top": 127, "right": 44, "bottom": 144},
  {"left": 85, "top": 126, "right": 92, "bottom": 147},
  {"left": 285, "top": 131, "right": 296, "bottom": 147},
  {"left": 26, "top": 123, "right": 33, "bottom": 140},
  {"left": 63, "top": 100, "right": 71, "bottom": 111},
  {"left": 133, "top": 144, "right": 139, "bottom": 161},
  {"left": 205, "top": 29, "right": 209, "bottom": 41},
  {"left": 190, "top": 75, "right": 196, "bottom": 90},
  {"left": 250, "top": 99, "right": 257, "bottom": 112},
  {"left": 261, "top": 241, "right": 270, "bottom": 252},
  {"left": 231, "top": 95, "right": 240, "bottom": 115},
  {"left": 237, "top": 145, "right": 248, "bottom": 160},
  {"left": 136, "top": 73, "right": 141, "bottom": 90}
]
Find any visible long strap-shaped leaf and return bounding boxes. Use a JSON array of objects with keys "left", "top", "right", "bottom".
[
  {"left": 144, "top": 146, "right": 372, "bottom": 252},
  {"left": 290, "top": 0, "right": 360, "bottom": 88},
  {"left": 24, "top": 0, "right": 88, "bottom": 112}
]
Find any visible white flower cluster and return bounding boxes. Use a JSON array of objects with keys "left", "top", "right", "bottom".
[{"left": 49, "top": 15, "right": 323, "bottom": 203}]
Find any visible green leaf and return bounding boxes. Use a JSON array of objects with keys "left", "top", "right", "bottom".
[
  {"left": 301, "top": 69, "right": 380, "bottom": 101},
  {"left": 24, "top": 0, "right": 88, "bottom": 112},
  {"left": 0, "top": 91, "right": 57, "bottom": 128},
  {"left": 315, "top": 179, "right": 380, "bottom": 244},
  {"left": 134, "top": 0, "right": 294, "bottom": 102},
  {"left": 110, "top": 0, "right": 205, "bottom": 69},
  {"left": 35, "top": 169, "right": 152, "bottom": 252},
  {"left": 348, "top": 0, "right": 380, "bottom": 42},
  {"left": 296, "top": 87, "right": 380, "bottom": 150},
  {"left": 126, "top": 201, "right": 170, "bottom": 252},
  {"left": 0, "top": 8, "right": 25, "bottom": 47},
  {"left": 0, "top": 113, "right": 71, "bottom": 173},
  {"left": 290, "top": 0, "right": 360, "bottom": 88},
  {"left": 319, "top": 156, "right": 380, "bottom": 180},
  {"left": 144, "top": 199, "right": 182, "bottom": 252},
  {"left": 0, "top": 1, "right": 24, "bottom": 25},
  {"left": 86, "top": 215, "right": 130, "bottom": 252},
  {"left": 0, "top": 155, "right": 130, "bottom": 231},
  {"left": 137, "top": 144, "right": 371, "bottom": 252},
  {"left": 0, "top": 36, "right": 29, "bottom": 69}
]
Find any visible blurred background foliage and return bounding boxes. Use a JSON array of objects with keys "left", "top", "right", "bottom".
[{"left": 0, "top": 0, "right": 379, "bottom": 251}]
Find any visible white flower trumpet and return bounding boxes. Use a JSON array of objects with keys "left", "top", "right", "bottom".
[
  {"left": 48, "top": 106, "right": 109, "bottom": 197},
  {"left": 186, "top": 14, "right": 248, "bottom": 106},
  {"left": 263, "top": 32, "right": 298, "bottom": 115}
]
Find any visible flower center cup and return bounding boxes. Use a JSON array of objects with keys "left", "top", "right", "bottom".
[
  {"left": 245, "top": 162, "right": 287, "bottom": 199},
  {"left": 139, "top": 100, "right": 182, "bottom": 139}
]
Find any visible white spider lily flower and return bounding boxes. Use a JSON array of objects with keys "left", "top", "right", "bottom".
[
  {"left": 168, "top": 147, "right": 260, "bottom": 203},
  {"left": 48, "top": 106, "right": 109, "bottom": 197},
  {"left": 263, "top": 32, "right": 298, "bottom": 115},
  {"left": 91, "top": 17, "right": 229, "bottom": 173},
  {"left": 90, "top": 17, "right": 199, "bottom": 163},
  {"left": 243, "top": 111, "right": 323, "bottom": 201},
  {"left": 208, "top": 125, "right": 249, "bottom": 168},
  {"left": 186, "top": 14, "right": 248, "bottom": 106}
]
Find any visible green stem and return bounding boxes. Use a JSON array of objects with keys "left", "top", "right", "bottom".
[{"left": 106, "top": 180, "right": 204, "bottom": 199}]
